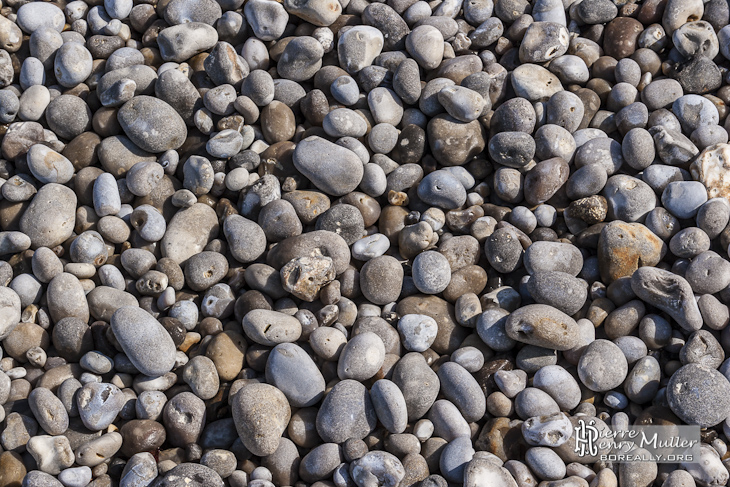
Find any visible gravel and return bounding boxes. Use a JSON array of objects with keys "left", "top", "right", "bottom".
[{"left": 2, "top": 0, "right": 730, "bottom": 485}]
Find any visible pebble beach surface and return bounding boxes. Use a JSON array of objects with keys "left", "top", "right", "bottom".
[{"left": 4, "top": 0, "right": 730, "bottom": 486}]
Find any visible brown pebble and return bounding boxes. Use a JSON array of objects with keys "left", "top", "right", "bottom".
[
  {"left": 262, "top": 101, "right": 296, "bottom": 143},
  {"left": 0, "top": 451, "right": 26, "bottom": 487},
  {"left": 603, "top": 17, "right": 644, "bottom": 59},
  {"left": 120, "top": 419, "right": 167, "bottom": 458}
]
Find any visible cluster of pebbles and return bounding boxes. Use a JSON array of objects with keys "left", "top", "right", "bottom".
[{"left": 6, "top": 0, "right": 730, "bottom": 485}]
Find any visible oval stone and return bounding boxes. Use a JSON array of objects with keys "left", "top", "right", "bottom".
[
  {"left": 265, "top": 342, "right": 326, "bottom": 408},
  {"left": 232, "top": 383, "right": 291, "bottom": 457},
  {"left": 505, "top": 304, "right": 580, "bottom": 351},
  {"left": 118, "top": 96, "right": 187, "bottom": 153},
  {"left": 293, "top": 136, "right": 364, "bottom": 197},
  {"left": 110, "top": 306, "right": 177, "bottom": 377}
]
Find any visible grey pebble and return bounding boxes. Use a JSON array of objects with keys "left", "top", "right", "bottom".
[
  {"left": 316, "top": 379, "right": 377, "bottom": 444},
  {"left": 577, "top": 339, "right": 628, "bottom": 392},
  {"left": 265, "top": 342, "right": 325, "bottom": 408},
  {"left": 667, "top": 364, "right": 730, "bottom": 427},
  {"left": 110, "top": 306, "right": 177, "bottom": 376},
  {"left": 370, "top": 379, "right": 408, "bottom": 434},
  {"left": 76, "top": 382, "right": 125, "bottom": 431}
]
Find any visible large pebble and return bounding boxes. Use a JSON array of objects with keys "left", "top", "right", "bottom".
[
  {"left": 223, "top": 214, "right": 267, "bottom": 263},
  {"left": 29, "top": 387, "right": 69, "bottom": 436},
  {"left": 370, "top": 379, "right": 408, "bottom": 434},
  {"left": 338, "top": 26, "right": 384, "bottom": 73},
  {"left": 245, "top": 0, "right": 289, "bottom": 41},
  {"left": 157, "top": 23, "right": 219, "bottom": 62},
  {"left": 316, "top": 379, "right": 377, "bottom": 443},
  {"left": 521, "top": 412, "right": 573, "bottom": 447},
  {"left": 20, "top": 183, "right": 77, "bottom": 249},
  {"left": 505, "top": 304, "right": 580, "bottom": 351},
  {"left": 667, "top": 364, "right": 730, "bottom": 427},
  {"left": 427, "top": 115, "right": 485, "bottom": 167},
  {"left": 242, "top": 309, "right": 302, "bottom": 345},
  {"left": 527, "top": 271, "right": 587, "bottom": 316},
  {"left": 437, "top": 362, "right": 486, "bottom": 423},
  {"left": 161, "top": 203, "right": 220, "bottom": 264},
  {"left": 350, "top": 451, "right": 405, "bottom": 487},
  {"left": 118, "top": 96, "right": 187, "bottom": 153},
  {"left": 265, "top": 343, "right": 325, "bottom": 408},
  {"left": 631, "top": 267, "right": 703, "bottom": 332},
  {"left": 577, "top": 339, "right": 629, "bottom": 392},
  {"left": 16, "top": 3, "right": 65, "bottom": 33},
  {"left": 232, "top": 383, "right": 290, "bottom": 456},
  {"left": 293, "top": 136, "right": 364, "bottom": 196},
  {"left": 691, "top": 143, "right": 730, "bottom": 200},
  {"left": 598, "top": 221, "right": 666, "bottom": 283},
  {"left": 0, "top": 287, "right": 22, "bottom": 340},
  {"left": 110, "top": 306, "right": 177, "bottom": 377},
  {"left": 77, "top": 382, "right": 126, "bottom": 431},
  {"left": 338, "top": 332, "right": 386, "bottom": 381}
]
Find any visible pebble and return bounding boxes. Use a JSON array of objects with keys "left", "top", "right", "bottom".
[
  {"left": 525, "top": 447, "right": 566, "bottom": 481},
  {"left": 440, "top": 437, "right": 475, "bottom": 482},
  {"left": 412, "top": 251, "right": 452, "bottom": 294},
  {"left": 157, "top": 23, "right": 219, "bottom": 62},
  {"left": 631, "top": 266, "right": 703, "bottom": 331},
  {"left": 522, "top": 413, "right": 573, "bottom": 447},
  {"left": 0, "top": 287, "right": 22, "bottom": 340},
  {"left": 505, "top": 304, "right": 580, "bottom": 351},
  {"left": 370, "top": 379, "right": 408, "bottom": 434},
  {"left": 427, "top": 115, "right": 485, "bottom": 167},
  {"left": 598, "top": 221, "right": 666, "bottom": 283},
  {"left": 232, "top": 382, "right": 290, "bottom": 456},
  {"left": 76, "top": 382, "right": 125, "bottom": 431},
  {"left": 265, "top": 343, "right": 325, "bottom": 407},
  {"left": 155, "top": 464, "right": 223, "bottom": 487},
  {"left": 532, "top": 365, "right": 581, "bottom": 410},
  {"left": 437, "top": 362, "right": 486, "bottom": 423},
  {"left": 118, "top": 96, "right": 187, "bottom": 153},
  {"left": 524, "top": 241, "right": 584, "bottom": 276},
  {"left": 398, "top": 314, "right": 438, "bottom": 352},
  {"left": 464, "top": 459, "right": 517, "bottom": 487},
  {"left": 26, "top": 436, "right": 75, "bottom": 475},
  {"left": 53, "top": 42, "right": 93, "bottom": 88},
  {"left": 110, "top": 306, "right": 177, "bottom": 376},
  {"left": 667, "top": 364, "right": 730, "bottom": 427},
  {"left": 519, "top": 22, "right": 569, "bottom": 63},
  {"left": 418, "top": 170, "right": 468, "bottom": 209},
  {"left": 245, "top": 0, "right": 288, "bottom": 41},
  {"left": 316, "top": 379, "right": 377, "bottom": 444},
  {"left": 360, "top": 255, "right": 404, "bottom": 305},
  {"left": 407, "top": 26, "right": 444, "bottom": 70},
  {"left": 393, "top": 353, "right": 440, "bottom": 423},
  {"left": 578, "top": 339, "right": 629, "bottom": 392},
  {"left": 662, "top": 181, "right": 709, "bottom": 219},
  {"left": 242, "top": 309, "right": 302, "bottom": 346},
  {"left": 29, "top": 387, "right": 69, "bottom": 436},
  {"left": 338, "top": 331, "right": 386, "bottom": 381},
  {"left": 16, "top": 2, "right": 65, "bottom": 33},
  {"left": 527, "top": 271, "right": 587, "bottom": 316},
  {"left": 338, "top": 26, "right": 384, "bottom": 74},
  {"left": 293, "top": 136, "right": 364, "bottom": 196}
]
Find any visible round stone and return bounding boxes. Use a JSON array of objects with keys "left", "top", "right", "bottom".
[
  {"left": 412, "top": 251, "right": 452, "bottom": 294},
  {"left": 577, "top": 339, "right": 629, "bottom": 392},
  {"left": 397, "top": 314, "right": 438, "bottom": 352},
  {"left": 667, "top": 364, "right": 730, "bottom": 427}
]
